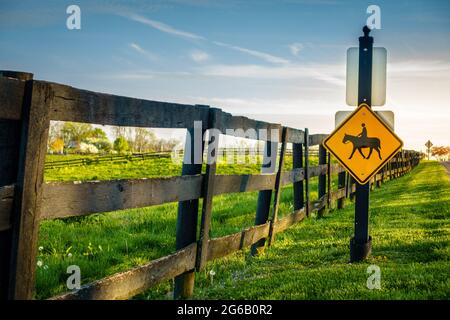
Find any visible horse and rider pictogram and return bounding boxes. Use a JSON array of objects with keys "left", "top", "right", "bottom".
[
  {"left": 323, "top": 104, "right": 403, "bottom": 185},
  {"left": 343, "top": 123, "right": 382, "bottom": 160}
]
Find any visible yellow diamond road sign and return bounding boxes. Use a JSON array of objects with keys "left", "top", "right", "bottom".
[{"left": 323, "top": 103, "right": 403, "bottom": 185}]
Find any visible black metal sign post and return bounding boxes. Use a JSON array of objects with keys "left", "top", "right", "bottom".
[{"left": 350, "top": 26, "right": 373, "bottom": 261}]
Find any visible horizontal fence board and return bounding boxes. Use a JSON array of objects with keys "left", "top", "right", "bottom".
[
  {"left": 313, "top": 194, "right": 328, "bottom": 211},
  {"left": 0, "top": 185, "right": 14, "bottom": 231},
  {"left": 0, "top": 77, "right": 25, "bottom": 121},
  {"left": 309, "top": 164, "right": 328, "bottom": 178},
  {"left": 214, "top": 109, "right": 281, "bottom": 142},
  {"left": 280, "top": 168, "right": 305, "bottom": 185},
  {"left": 43, "top": 81, "right": 211, "bottom": 129},
  {"left": 34, "top": 163, "right": 412, "bottom": 220},
  {"left": 331, "top": 188, "right": 346, "bottom": 202},
  {"left": 51, "top": 243, "right": 197, "bottom": 300},
  {"left": 273, "top": 208, "right": 306, "bottom": 233},
  {"left": 308, "top": 134, "right": 327, "bottom": 146},
  {"left": 330, "top": 163, "right": 346, "bottom": 174},
  {"left": 285, "top": 127, "right": 305, "bottom": 144},
  {"left": 214, "top": 174, "right": 275, "bottom": 195},
  {"left": 207, "top": 222, "right": 270, "bottom": 261},
  {"left": 40, "top": 175, "right": 203, "bottom": 220}
]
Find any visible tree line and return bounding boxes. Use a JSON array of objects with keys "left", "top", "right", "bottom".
[{"left": 47, "top": 121, "right": 180, "bottom": 154}]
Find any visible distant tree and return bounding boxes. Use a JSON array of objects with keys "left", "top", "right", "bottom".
[
  {"left": 49, "top": 138, "right": 64, "bottom": 154},
  {"left": 133, "top": 128, "right": 157, "bottom": 153},
  {"left": 87, "top": 128, "right": 108, "bottom": 140},
  {"left": 62, "top": 122, "right": 93, "bottom": 145},
  {"left": 85, "top": 127, "right": 111, "bottom": 153},
  {"left": 431, "top": 146, "right": 450, "bottom": 161},
  {"left": 113, "top": 137, "right": 129, "bottom": 154}
]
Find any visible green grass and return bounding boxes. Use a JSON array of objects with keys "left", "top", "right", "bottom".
[{"left": 36, "top": 159, "right": 449, "bottom": 300}]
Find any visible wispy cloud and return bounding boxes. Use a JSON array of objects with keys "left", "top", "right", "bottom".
[
  {"left": 288, "top": 43, "right": 304, "bottom": 56},
  {"left": 189, "top": 50, "right": 210, "bottom": 63},
  {"left": 389, "top": 60, "right": 450, "bottom": 77},
  {"left": 123, "top": 13, "right": 290, "bottom": 65},
  {"left": 198, "top": 63, "right": 345, "bottom": 86},
  {"left": 129, "top": 42, "right": 158, "bottom": 61},
  {"left": 214, "top": 41, "right": 290, "bottom": 64},
  {"left": 127, "top": 13, "right": 205, "bottom": 40}
]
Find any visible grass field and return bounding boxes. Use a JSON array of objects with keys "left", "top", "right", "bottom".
[{"left": 36, "top": 157, "right": 449, "bottom": 299}]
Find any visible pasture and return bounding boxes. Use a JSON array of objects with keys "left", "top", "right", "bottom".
[{"left": 36, "top": 157, "right": 449, "bottom": 299}]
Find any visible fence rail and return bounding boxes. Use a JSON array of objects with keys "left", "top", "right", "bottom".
[{"left": 0, "top": 71, "right": 421, "bottom": 300}]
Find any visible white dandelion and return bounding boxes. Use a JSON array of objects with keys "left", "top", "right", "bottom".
[{"left": 209, "top": 269, "right": 216, "bottom": 285}]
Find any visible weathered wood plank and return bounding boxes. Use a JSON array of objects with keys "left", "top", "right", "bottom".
[
  {"left": 273, "top": 208, "right": 306, "bottom": 233},
  {"left": 313, "top": 194, "right": 328, "bottom": 211},
  {"left": 308, "top": 134, "right": 327, "bottom": 146},
  {"left": 250, "top": 140, "right": 278, "bottom": 256},
  {"left": 318, "top": 145, "right": 327, "bottom": 216},
  {"left": 330, "top": 163, "right": 345, "bottom": 174},
  {"left": 208, "top": 222, "right": 270, "bottom": 261},
  {"left": 0, "top": 77, "right": 25, "bottom": 121},
  {"left": 51, "top": 243, "right": 197, "bottom": 300},
  {"left": 285, "top": 127, "right": 305, "bottom": 144},
  {"left": 42, "top": 81, "right": 211, "bottom": 129},
  {"left": 304, "top": 129, "right": 310, "bottom": 216},
  {"left": 292, "top": 142, "right": 304, "bottom": 211},
  {"left": 331, "top": 188, "right": 346, "bottom": 202},
  {"left": 9, "top": 80, "right": 51, "bottom": 299},
  {"left": 40, "top": 169, "right": 310, "bottom": 221},
  {"left": 268, "top": 127, "right": 287, "bottom": 245},
  {"left": 196, "top": 110, "right": 220, "bottom": 270},
  {"left": 214, "top": 174, "right": 275, "bottom": 195},
  {"left": 309, "top": 164, "right": 328, "bottom": 178},
  {"left": 214, "top": 110, "right": 281, "bottom": 142},
  {"left": 174, "top": 127, "right": 206, "bottom": 299},
  {"left": 40, "top": 175, "right": 203, "bottom": 220},
  {"left": 0, "top": 185, "right": 14, "bottom": 232}
]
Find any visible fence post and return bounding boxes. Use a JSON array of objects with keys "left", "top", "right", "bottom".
[
  {"left": 304, "top": 129, "right": 310, "bottom": 217},
  {"left": 337, "top": 168, "right": 346, "bottom": 209},
  {"left": 0, "top": 71, "right": 33, "bottom": 300},
  {"left": 327, "top": 152, "right": 332, "bottom": 209},
  {"left": 268, "top": 127, "right": 287, "bottom": 246},
  {"left": 8, "top": 80, "right": 51, "bottom": 299},
  {"left": 174, "top": 111, "right": 208, "bottom": 299},
  {"left": 292, "top": 139, "right": 304, "bottom": 211},
  {"left": 196, "top": 109, "right": 219, "bottom": 270},
  {"left": 318, "top": 144, "right": 327, "bottom": 217},
  {"left": 250, "top": 135, "right": 279, "bottom": 256}
]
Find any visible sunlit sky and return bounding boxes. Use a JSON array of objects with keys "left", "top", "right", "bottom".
[{"left": 1, "top": 0, "right": 449, "bottom": 152}]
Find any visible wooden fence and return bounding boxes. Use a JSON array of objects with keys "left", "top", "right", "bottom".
[{"left": 0, "top": 71, "right": 421, "bottom": 300}]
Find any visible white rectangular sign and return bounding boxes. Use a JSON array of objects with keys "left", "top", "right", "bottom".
[{"left": 346, "top": 47, "right": 387, "bottom": 106}]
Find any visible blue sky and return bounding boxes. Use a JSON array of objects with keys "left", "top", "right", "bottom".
[{"left": 1, "top": 0, "right": 449, "bottom": 151}]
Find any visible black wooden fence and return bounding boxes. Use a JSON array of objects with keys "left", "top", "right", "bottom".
[{"left": 0, "top": 71, "right": 421, "bottom": 300}]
